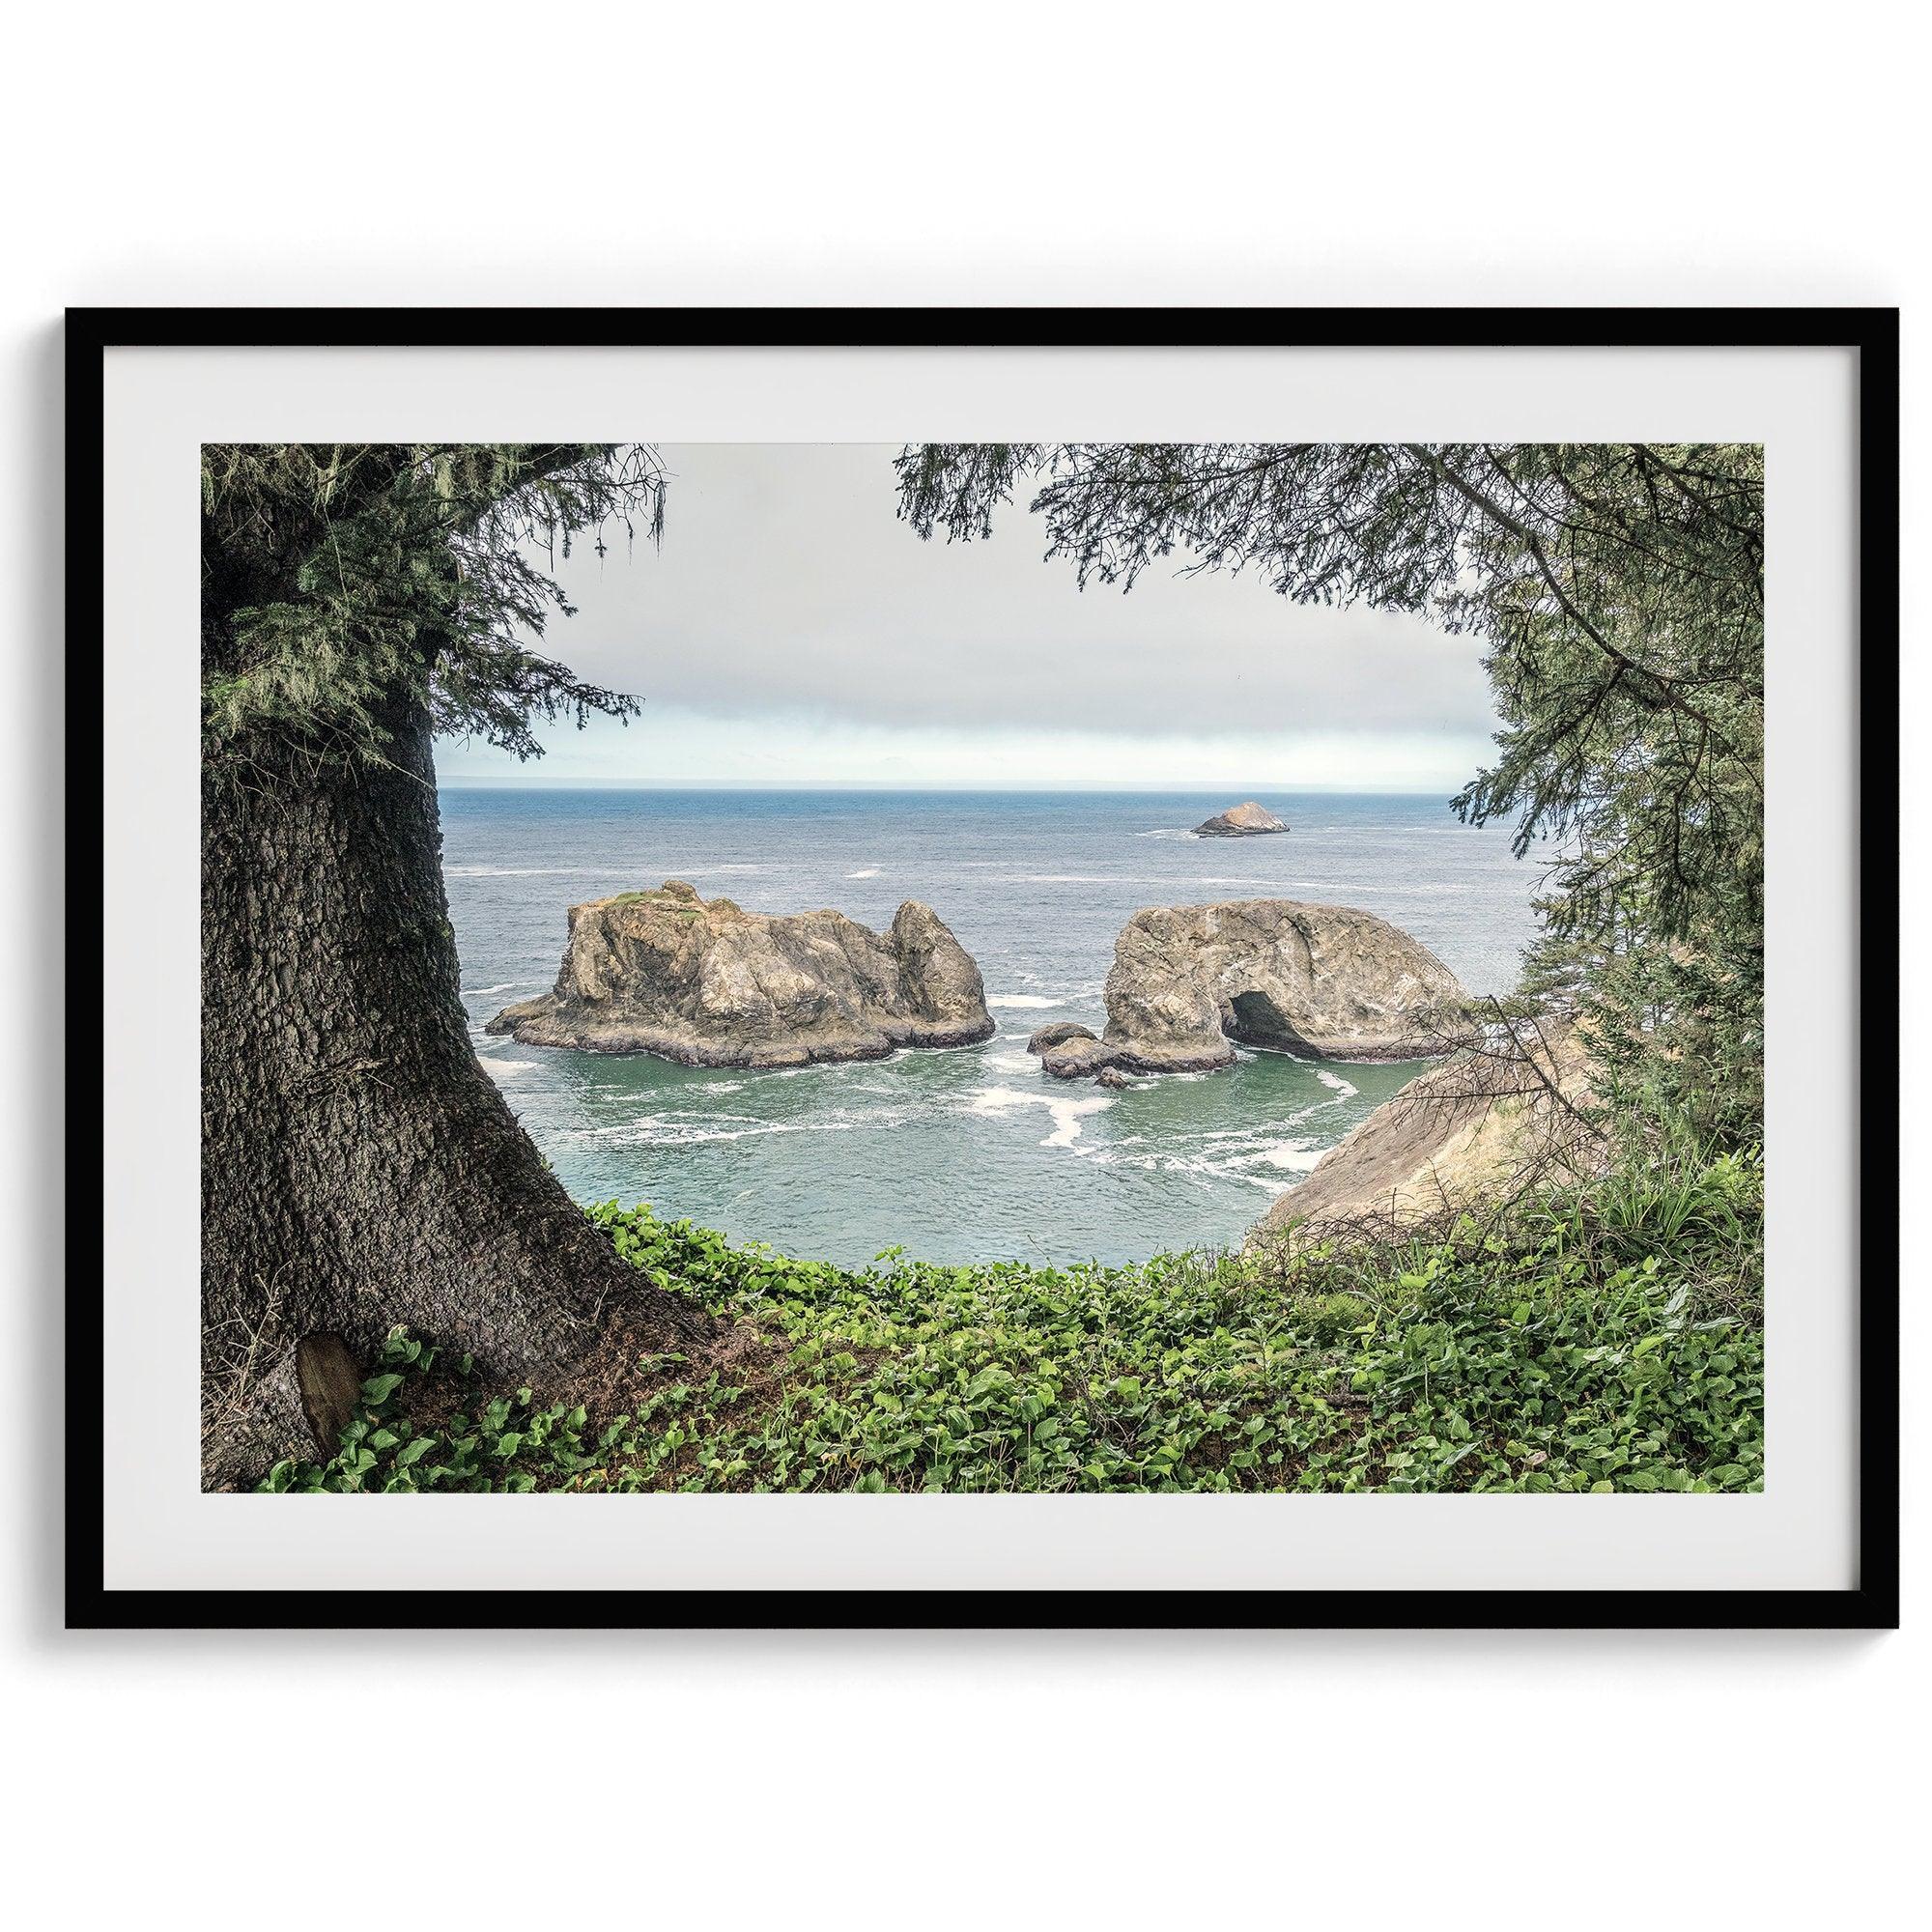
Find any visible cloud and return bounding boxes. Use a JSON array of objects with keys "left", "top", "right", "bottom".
[
  {"left": 442, "top": 444, "right": 1507, "bottom": 784},
  {"left": 440, "top": 705, "right": 1484, "bottom": 793},
  {"left": 504, "top": 443, "right": 1496, "bottom": 747}
]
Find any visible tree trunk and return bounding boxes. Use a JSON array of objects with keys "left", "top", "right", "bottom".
[{"left": 200, "top": 693, "right": 708, "bottom": 1487}]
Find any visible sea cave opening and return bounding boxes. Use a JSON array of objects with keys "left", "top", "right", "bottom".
[{"left": 1222, "top": 988, "right": 1319, "bottom": 1060}]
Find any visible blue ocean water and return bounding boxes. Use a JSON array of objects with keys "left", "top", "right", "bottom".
[{"left": 441, "top": 789, "right": 1545, "bottom": 1266}]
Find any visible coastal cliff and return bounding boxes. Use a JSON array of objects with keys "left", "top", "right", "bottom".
[
  {"left": 1252, "top": 1022, "right": 1604, "bottom": 1240},
  {"left": 488, "top": 881, "right": 994, "bottom": 1067}
]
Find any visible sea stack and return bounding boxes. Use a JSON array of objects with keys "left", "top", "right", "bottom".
[
  {"left": 1193, "top": 801, "right": 1289, "bottom": 837},
  {"left": 1101, "top": 899, "right": 1466, "bottom": 1068},
  {"left": 487, "top": 881, "right": 994, "bottom": 1067},
  {"left": 1030, "top": 898, "right": 1467, "bottom": 1080}
]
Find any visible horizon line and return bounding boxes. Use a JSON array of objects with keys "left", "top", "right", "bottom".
[{"left": 437, "top": 778, "right": 1463, "bottom": 797}]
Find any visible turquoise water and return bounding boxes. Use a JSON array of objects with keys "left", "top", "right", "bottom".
[{"left": 441, "top": 789, "right": 1544, "bottom": 1265}]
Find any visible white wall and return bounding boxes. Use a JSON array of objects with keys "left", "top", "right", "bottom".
[{"left": 4, "top": 4, "right": 1918, "bottom": 1924}]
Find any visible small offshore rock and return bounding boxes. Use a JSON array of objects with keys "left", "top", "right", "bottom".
[
  {"left": 1193, "top": 800, "right": 1289, "bottom": 837},
  {"left": 1040, "top": 1035, "right": 1124, "bottom": 1081},
  {"left": 1026, "top": 1020, "right": 1097, "bottom": 1055},
  {"left": 1094, "top": 1065, "right": 1132, "bottom": 1090}
]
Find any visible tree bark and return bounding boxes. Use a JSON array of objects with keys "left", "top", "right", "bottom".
[{"left": 200, "top": 691, "right": 708, "bottom": 1488}]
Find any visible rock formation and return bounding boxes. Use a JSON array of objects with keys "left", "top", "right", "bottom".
[
  {"left": 1021, "top": 899, "right": 1465, "bottom": 1083},
  {"left": 488, "top": 881, "right": 994, "bottom": 1067},
  {"left": 1193, "top": 800, "right": 1289, "bottom": 837},
  {"left": 1096, "top": 898, "right": 1466, "bottom": 1072},
  {"left": 1026, "top": 1021, "right": 1097, "bottom": 1055},
  {"left": 1038, "top": 1034, "right": 1123, "bottom": 1081},
  {"left": 1251, "top": 1023, "right": 1603, "bottom": 1242}
]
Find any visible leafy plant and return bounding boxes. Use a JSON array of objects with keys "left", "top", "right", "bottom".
[{"left": 265, "top": 1152, "right": 1762, "bottom": 1496}]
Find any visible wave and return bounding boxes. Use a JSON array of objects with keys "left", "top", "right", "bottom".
[
  {"left": 845, "top": 867, "right": 882, "bottom": 878},
  {"left": 445, "top": 866, "right": 617, "bottom": 879},
  {"left": 556, "top": 1104, "right": 907, "bottom": 1149},
  {"left": 756, "top": 1051, "right": 910, "bottom": 1083},
  {"left": 478, "top": 1059, "right": 541, "bottom": 1079},
  {"left": 1009, "top": 872, "right": 1217, "bottom": 886},
  {"left": 579, "top": 1119, "right": 856, "bottom": 1148},
  {"left": 1008, "top": 872, "right": 1320, "bottom": 890},
  {"left": 1082, "top": 1146, "right": 1278, "bottom": 1192},
  {"left": 445, "top": 861, "right": 770, "bottom": 882},
  {"left": 986, "top": 994, "right": 1062, "bottom": 1009},
  {"left": 1255, "top": 1142, "right": 1323, "bottom": 1173},
  {"left": 1082, "top": 1127, "right": 1322, "bottom": 1193},
  {"left": 965, "top": 1085, "right": 1113, "bottom": 1150},
  {"left": 460, "top": 981, "right": 532, "bottom": 998}
]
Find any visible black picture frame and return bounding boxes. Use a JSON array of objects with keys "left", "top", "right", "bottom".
[{"left": 68, "top": 305, "right": 1900, "bottom": 1632}]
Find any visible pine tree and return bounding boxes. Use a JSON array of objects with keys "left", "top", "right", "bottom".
[{"left": 198, "top": 444, "right": 707, "bottom": 1486}]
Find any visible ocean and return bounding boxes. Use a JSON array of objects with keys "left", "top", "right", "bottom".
[{"left": 441, "top": 788, "right": 1545, "bottom": 1266}]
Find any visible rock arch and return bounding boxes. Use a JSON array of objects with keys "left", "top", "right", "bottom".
[{"left": 1099, "top": 899, "right": 1466, "bottom": 1072}]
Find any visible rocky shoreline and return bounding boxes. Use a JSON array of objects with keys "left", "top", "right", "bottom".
[{"left": 1249, "top": 1023, "right": 1604, "bottom": 1243}]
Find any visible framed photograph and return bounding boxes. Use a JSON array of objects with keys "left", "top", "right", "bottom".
[{"left": 73, "top": 307, "right": 1897, "bottom": 1628}]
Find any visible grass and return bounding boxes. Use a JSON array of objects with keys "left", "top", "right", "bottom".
[{"left": 263, "top": 1147, "right": 1763, "bottom": 1496}]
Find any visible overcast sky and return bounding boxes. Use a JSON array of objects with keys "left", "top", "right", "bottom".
[{"left": 436, "top": 443, "right": 1499, "bottom": 791}]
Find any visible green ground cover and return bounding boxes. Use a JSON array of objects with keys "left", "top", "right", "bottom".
[{"left": 265, "top": 1148, "right": 1762, "bottom": 1496}]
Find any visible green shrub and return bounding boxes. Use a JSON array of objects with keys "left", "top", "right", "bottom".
[
  {"left": 1292, "top": 1292, "right": 1376, "bottom": 1345},
  {"left": 263, "top": 1151, "right": 1763, "bottom": 1497}
]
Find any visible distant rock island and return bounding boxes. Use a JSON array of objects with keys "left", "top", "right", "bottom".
[
  {"left": 1028, "top": 898, "right": 1466, "bottom": 1080},
  {"left": 488, "top": 881, "right": 994, "bottom": 1067},
  {"left": 1193, "top": 800, "right": 1289, "bottom": 837}
]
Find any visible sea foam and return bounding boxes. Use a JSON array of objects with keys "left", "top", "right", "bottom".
[
  {"left": 965, "top": 1085, "right": 1113, "bottom": 1149},
  {"left": 985, "top": 1051, "right": 1037, "bottom": 1073}
]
